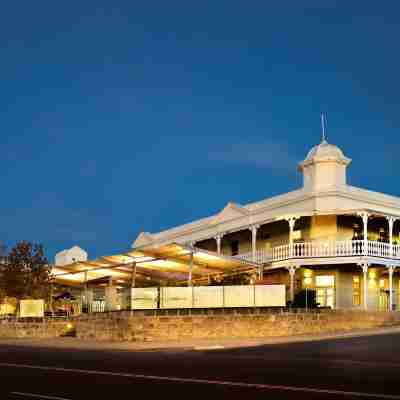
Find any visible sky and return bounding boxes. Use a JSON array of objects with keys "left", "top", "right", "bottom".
[{"left": 1, "top": 1, "right": 400, "bottom": 261}]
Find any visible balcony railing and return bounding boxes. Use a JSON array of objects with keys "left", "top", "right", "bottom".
[
  {"left": 233, "top": 249, "right": 272, "bottom": 264},
  {"left": 234, "top": 240, "right": 400, "bottom": 264}
]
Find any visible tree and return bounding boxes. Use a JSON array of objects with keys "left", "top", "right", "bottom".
[
  {"left": 209, "top": 273, "right": 252, "bottom": 286},
  {"left": 0, "top": 241, "right": 51, "bottom": 300},
  {"left": 0, "top": 242, "right": 6, "bottom": 301}
]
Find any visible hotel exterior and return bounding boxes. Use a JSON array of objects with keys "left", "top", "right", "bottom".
[{"left": 132, "top": 139, "right": 400, "bottom": 311}]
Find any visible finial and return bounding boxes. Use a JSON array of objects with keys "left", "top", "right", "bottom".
[{"left": 321, "top": 113, "right": 327, "bottom": 144}]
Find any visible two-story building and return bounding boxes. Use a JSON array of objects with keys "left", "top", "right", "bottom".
[{"left": 132, "top": 138, "right": 400, "bottom": 311}]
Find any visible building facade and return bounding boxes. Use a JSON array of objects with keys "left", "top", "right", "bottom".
[{"left": 132, "top": 139, "right": 400, "bottom": 311}]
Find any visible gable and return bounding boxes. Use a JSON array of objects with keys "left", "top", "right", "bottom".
[
  {"left": 132, "top": 231, "right": 154, "bottom": 248},
  {"left": 212, "top": 202, "right": 249, "bottom": 224}
]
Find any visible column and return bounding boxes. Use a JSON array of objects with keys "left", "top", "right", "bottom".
[
  {"left": 214, "top": 233, "right": 223, "bottom": 255},
  {"left": 388, "top": 265, "right": 395, "bottom": 311},
  {"left": 188, "top": 249, "right": 194, "bottom": 287},
  {"left": 287, "top": 265, "right": 298, "bottom": 303},
  {"left": 258, "top": 265, "right": 264, "bottom": 280},
  {"left": 83, "top": 270, "right": 89, "bottom": 312},
  {"left": 286, "top": 217, "right": 297, "bottom": 257},
  {"left": 131, "top": 262, "right": 137, "bottom": 288},
  {"left": 104, "top": 276, "right": 118, "bottom": 311},
  {"left": 130, "top": 262, "right": 137, "bottom": 310},
  {"left": 359, "top": 212, "right": 369, "bottom": 256},
  {"left": 83, "top": 271, "right": 93, "bottom": 313},
  {"left": 360, "top": 263, "right": 369, "bottom": 310},
  {"left": 387, "top": 217, "right": 396, "bottom": 256},
  {"left": 249, "top": 225, "right": 259, "bottom": 262}
]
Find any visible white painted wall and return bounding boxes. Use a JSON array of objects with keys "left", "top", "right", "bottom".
[{"left": 55, "top": 246, "right": 88, "bottom": 266}]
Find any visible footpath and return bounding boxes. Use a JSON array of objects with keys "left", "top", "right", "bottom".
[{"left": 1, "top": 325, "right": 400, "bottom": 352}]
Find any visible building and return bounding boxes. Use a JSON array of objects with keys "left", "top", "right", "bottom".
[{"left": 132, "top": 138, "right": 400, "bottom": 311}]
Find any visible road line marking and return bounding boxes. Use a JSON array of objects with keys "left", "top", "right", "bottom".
[
  {"left": 2, "top": 362, "right": 400, "bottom": 399},
  {"left": 194, "top": 345, "right": 225, "bottom": 350},
  {"left": 11, "top": 392, "right": 71, "bottom": 400}
]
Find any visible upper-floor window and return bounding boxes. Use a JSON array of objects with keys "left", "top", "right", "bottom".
[{"left": 231, "top": 240, "right": 239, "bottom": 256}]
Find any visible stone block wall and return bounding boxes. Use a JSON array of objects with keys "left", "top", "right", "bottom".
[
  {"left": 1, "top": 310, "right": 400, "bottom": 342},
  {"left": 0, "top": 319, "right": 68, "bottom": 339},
  {"left": 73, "top": 309, "right": 400, "bottom": 342}
]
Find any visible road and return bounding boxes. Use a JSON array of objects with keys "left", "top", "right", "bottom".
[{"left": 0, "top": 332, "right": 400, "bottom": 399}]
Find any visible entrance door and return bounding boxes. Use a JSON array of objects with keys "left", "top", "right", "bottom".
[
  {"left": 316, "top": 287, "right": 335, "bottom": 308},
  {"left": 379, "top": 291, "right": 389, "bottom": 311},
  {"left": 315, "top": 275, "right": 335, "bottom": 308}
]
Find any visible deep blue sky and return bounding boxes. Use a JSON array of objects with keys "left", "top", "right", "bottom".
[{"left": 1, "top": 1, "right": 400, "bottom": 261}]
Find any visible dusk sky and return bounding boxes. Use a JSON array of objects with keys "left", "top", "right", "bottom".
[{"left": 1, "top": 2, "right": 400, "bottom": 261}]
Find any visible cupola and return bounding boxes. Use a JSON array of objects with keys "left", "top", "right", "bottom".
[{"left": 298, "top": 139, "right": 351, "bottom": 191}]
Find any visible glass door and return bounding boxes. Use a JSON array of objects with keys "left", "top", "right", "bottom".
[{"left": 316, "top": 275, "right": 335, "bottom": 308}]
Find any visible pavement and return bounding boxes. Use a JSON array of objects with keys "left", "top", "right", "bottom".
[
  {"left": 1, "top": 327, "right": 400, "bottom": 399},
  {"left": 1, "top": 325, "right": 400, "bottom": 352}
]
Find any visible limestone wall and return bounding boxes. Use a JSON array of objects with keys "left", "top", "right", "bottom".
[
  {"left": 74, "top": 310, "right": 400, "bottom": 342},
  {"left": 0, "top": 319, "right": 68, "bottom": 339},
  {"left": 2, "top": 310, "right": 400, "bottom": 342}
]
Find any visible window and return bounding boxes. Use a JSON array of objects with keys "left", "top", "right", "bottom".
[
  {"left": 315, "top": 275, "right": 335, "bottom": 287},
  {"left": 231, "top": 240, "right": 239, "bottom": 256},
  {"left": 352, "top": 276, "right": 361, "bottom": 306}
]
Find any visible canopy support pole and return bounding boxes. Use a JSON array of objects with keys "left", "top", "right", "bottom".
[{"left": 188, "top": 250, "right": 194, "bottom": 287}]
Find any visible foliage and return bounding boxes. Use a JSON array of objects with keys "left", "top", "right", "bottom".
[
  {"left": 209, "top": 273, "right": 252, "bottom": 286},
  {"left": 0, "top": 241, "right": 51, "bottom": 300}
]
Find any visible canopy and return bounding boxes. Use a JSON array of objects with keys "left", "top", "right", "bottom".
[{"left": 52, "top": 243, "right": 259, "bottom": 287}]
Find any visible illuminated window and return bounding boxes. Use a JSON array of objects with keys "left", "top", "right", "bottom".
[
  {"left": 303, "top": 277, "right": 312, "bottom": 286},
  {"left": 303, "top": 269, "right": 313, "bottom": 278},
  {"left": 315, "top": 275, "right": 335, "bottom": 287},
  {"left": 352, "top": 276, "right": 361, "bottom": 306},
  {"left": 379, "top": 279, "right": 385, "bottom": 288}
]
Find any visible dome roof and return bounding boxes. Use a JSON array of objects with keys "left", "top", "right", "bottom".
[
  {"left": 305, "top": 140, "right": 345, "bottom": 161},
  {"left": 299, "top": 140, "right": 351, "bottom": 169}
]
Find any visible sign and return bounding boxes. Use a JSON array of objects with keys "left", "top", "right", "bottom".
[
  {"left": 19, "top": 299, "right": 45, "bottom": 318},
  {"left": 0, "top": 303, "right": 15, "bottom": 315}
]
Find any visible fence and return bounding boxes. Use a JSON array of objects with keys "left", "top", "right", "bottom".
[{"left": 137, "top": 284, "right": 285, "bottom": 310}]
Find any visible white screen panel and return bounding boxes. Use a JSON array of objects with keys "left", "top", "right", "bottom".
[
  {"left": 131, "top": 287, "right": 158, "bottom": 309},
  {"left": 160, "top": 287, "right": 193, "bottom": 309},
  {"left": 254, "top": 285, "right": 286, "bottom": 307},
  {"left": 223, "top": 285, "right": 254, "bottom": 307},
  {"left": 193, "top": 286, "right": 224, "bottom": 308}
]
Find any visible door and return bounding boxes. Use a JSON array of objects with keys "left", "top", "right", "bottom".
[
  {"left": 379, "top": 291, "right": 389, "bottom": 311},
  {"left": 315, "top": 275, "right": 335, "bottom": 308},
  {"left": 316, "top": 287, "right": 335, "bottom": 308}
]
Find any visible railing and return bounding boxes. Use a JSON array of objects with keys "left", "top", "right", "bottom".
[
  {"left": 272, "top": 240, "right": 394, "bottom": 262},
  {"left": 235, "top": 240, "right": 399, "bottom": 264},
  {"left": 234, "top": 249, "right": 272, "bottom": 264}
]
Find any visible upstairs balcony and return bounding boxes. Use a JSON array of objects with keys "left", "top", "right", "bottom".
[{"left": 235, "top": 240, "right": 400, "bottom": 264}]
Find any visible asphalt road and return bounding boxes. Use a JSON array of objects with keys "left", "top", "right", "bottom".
[{"left": 1, "top": 333, "right": 400, "bottom": 400}]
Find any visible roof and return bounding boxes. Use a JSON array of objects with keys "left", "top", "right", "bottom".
[
  {"left": 299, "top": 140, "right": 351, "bottom": 170},
  {"left": 130, "top": 140, "right": 400, "bottom": 247},
  {"left": 52, "top": 243, "right": 259, "bottom": 287}
]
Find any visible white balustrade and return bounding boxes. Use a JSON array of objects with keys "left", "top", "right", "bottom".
[
  {"left": 236, "top": 240, "right": 398, "bottom": 263},
  {"left": 234, "top": 249, "right": 272, "bottom": 264}
]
